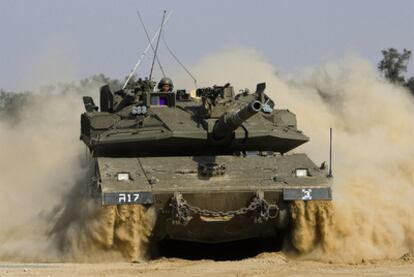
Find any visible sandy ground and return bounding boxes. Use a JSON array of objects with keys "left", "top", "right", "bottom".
[{"left": 1, "top": 253, "right": 413, "bottom": 277}]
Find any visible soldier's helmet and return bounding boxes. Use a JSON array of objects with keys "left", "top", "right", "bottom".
[{"left": 157, "top": 77, "right": 174, "bottom": 90}]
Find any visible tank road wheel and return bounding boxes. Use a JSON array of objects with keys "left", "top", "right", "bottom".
[{"left": 287, "top": 200, "right": 335, "bottom": 253}]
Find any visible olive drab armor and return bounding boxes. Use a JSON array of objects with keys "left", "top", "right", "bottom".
[{"left": 80, "top": 80, "right": 332, "bottom": 244}]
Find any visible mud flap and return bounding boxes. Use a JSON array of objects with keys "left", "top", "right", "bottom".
[{"left": 283, "top": 187, "right": 332, "bottom": 201}]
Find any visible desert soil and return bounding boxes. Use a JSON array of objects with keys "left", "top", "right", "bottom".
[{"left": 1, "top": 253, "right": 413, "bottom": 277}]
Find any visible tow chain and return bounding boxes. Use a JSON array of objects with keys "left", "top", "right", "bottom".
[{"left": 169, "top": 192, "right": 279, "bottom": 225}]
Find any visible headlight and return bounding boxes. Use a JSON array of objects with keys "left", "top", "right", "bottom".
[
  {"left": 117, "top": 173, "right": 130, "bottom": 181},
  {"left": 295, "top": 168, "right": 308, "bottom": 177}
]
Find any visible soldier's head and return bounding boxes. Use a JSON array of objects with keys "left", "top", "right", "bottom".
[{"left": 158, "top": 77, "right": 174, "bottom": 92}]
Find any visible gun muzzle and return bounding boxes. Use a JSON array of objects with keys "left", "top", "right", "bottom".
[{"left": 213, "top": 100, "right": 262, "bottom": 139}]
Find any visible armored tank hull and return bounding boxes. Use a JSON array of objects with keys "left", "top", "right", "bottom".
[
  {"left": 81, "top": 80, "right": 332, "bottom": 252},
  {"left": 88, "top": 153, "right": 331, "bottom": 243}
]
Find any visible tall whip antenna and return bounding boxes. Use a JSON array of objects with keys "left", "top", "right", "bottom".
[
  {"left": 163, "top": 33, "right": 198, "bottom": 88},
  {"left": 149, "top": 10, "right": 166, "bottom": 81},
  {"left": 122, "top": 10, "right": 172, "bottom": 89},
  {"left": 137, "top": 10, "right": 166, "bottom": 78},
  {"left": 328, "top": 127, "right": 333, "bottom": 177}
]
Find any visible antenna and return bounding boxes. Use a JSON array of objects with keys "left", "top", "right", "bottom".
[
  {"left": 122, "top": 10, "right": 172, "bottom": 89},
  {"left": 163, "top": 33, "right": 198, "bottom": 88},
  {"left": 137, "top": 10, "right": 166, "bottom": 78},
  {"left": 149, "top": 10, "right": 166, "bottom": 81},
  {"left": 328, "top": 127, "right": 333, "bottom": 177}
]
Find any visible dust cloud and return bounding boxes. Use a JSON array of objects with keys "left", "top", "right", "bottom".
[
  {"left": 0, "top": 82, "right": 154, "bottom": 262},
  {"left": 289, "top": 201, "right": 336, "bottom": 254},
  {"left": 0, "top": 47, "right": 413, "bottom": 263},
  {"left": 0, "top": 87, "right": 86, "bottom": 261},
  {"left": 51, "top": 198, "right": 155, "bottom": 262}
]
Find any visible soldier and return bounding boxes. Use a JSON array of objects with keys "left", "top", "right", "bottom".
[{"left": 157, "top": 77, "right": 174, "bottom": 92}]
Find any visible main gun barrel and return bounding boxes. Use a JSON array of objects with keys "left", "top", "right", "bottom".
[{"left": 213, "top": 100, "right": 262, "bottom": 139}]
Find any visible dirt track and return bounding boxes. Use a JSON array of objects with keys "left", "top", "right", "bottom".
[{"left": 1, "top": 253, "right": 413, "bottom": 277}]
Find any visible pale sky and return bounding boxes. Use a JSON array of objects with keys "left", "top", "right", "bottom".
[{"left": 1, "top": 0, "right": 414, "bottom": 91}]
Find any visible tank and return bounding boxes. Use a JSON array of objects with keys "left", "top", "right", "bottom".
[{"left": 80, "top": 78, "right": 332, "bottom": 248}]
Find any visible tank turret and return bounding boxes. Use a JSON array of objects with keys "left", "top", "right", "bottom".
[{"left": 80, "top": 81, "right": 312, "bottom": 156}]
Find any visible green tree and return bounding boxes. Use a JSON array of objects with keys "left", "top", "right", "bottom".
[
  {"left": 378, "top": 48, "right": 411, "bottom": 84},
  {"left": 406, "top": 77, "right": 414, "bottom": 93}
]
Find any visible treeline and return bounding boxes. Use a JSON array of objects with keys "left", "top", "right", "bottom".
[
  {"left": 0, "top": 89, "right": 32, "bottom": 121},
  {"left": 1, "top": 49, "right": 413, "bottom": 118},
  {"left": 0, "top": 74, "right": 122, "bottom": 121},
  {"left": 378, "top": 48, "right": 414, "bottom": 94}
]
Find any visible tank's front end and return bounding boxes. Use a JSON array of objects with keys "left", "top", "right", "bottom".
[{"left": 91, "top": 153, "right": 332, "bottom": 243}]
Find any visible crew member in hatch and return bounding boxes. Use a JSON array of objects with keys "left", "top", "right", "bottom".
[{"left": 157, "top": 77, "right": 174, "bottom": 92}]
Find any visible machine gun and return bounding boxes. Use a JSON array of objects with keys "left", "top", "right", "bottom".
[
  {"left": 196, "top": 83, "right": 231, "bottom": 99},
  {"left": 197, "top": 83, "right": 236, "bottom": 118}
]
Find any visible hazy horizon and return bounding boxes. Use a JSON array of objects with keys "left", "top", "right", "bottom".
[{"left": 1, "top": 0, "right": 414, "bottom": 91}]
